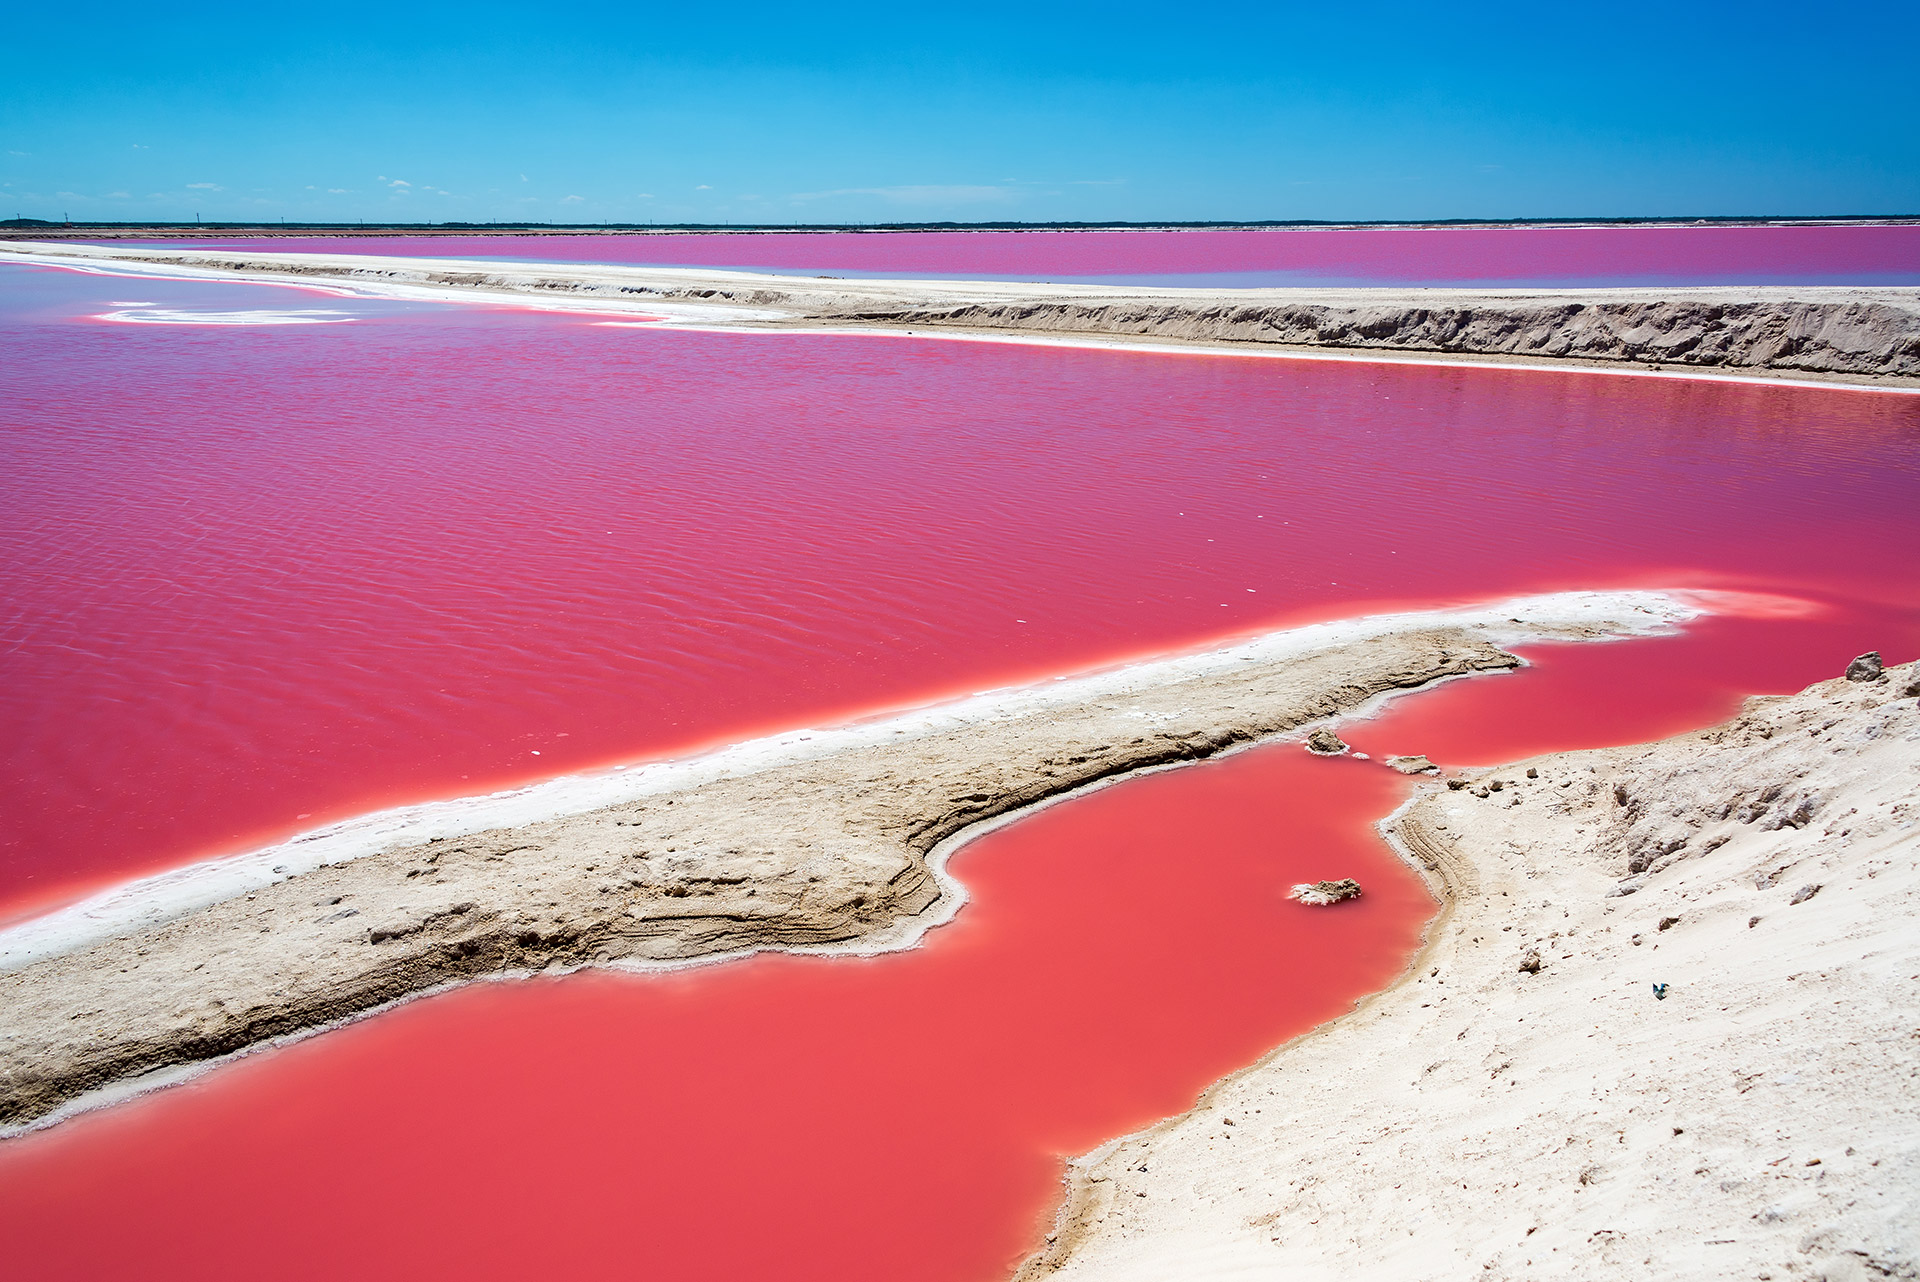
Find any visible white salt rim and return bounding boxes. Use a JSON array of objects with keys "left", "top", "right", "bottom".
[{"left": 0, "top": 588, "right": 1700, "bottom": 970}]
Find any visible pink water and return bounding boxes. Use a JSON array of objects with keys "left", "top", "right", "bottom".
[
  {"left": 2, "top": 260, "right": 1918, "bottom": 1279},
  {"left": 118, "top": 221, "right": 1920, "bottom": 287}
]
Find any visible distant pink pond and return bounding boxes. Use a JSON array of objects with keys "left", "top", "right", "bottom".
[
  {"left": 1, "top": 258, "right": 1918, "bottom": 1280},
  {"left": 118, "top": 221, "right": 1920, "bottom": 286}
]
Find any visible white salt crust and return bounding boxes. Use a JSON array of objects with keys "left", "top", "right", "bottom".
[{"left": 0, "top": 589, "right": 1700, "bottom": 971}]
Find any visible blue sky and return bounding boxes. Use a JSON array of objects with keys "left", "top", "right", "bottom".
[{"left": 4, "top": 2, "right": 1916, "bottom": 224}]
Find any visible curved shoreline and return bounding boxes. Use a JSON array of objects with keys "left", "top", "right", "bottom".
[
  {"left": 1014, "top": 783, "right": 1479, "bottom": 1278},
  {"left": 4, "top": 242, "right": 1917, "bottom": 388},
  {"left": 1019, "top": 660, "right": 1920, "bottom": 1281},
  {"left": 0, "top": 591, "right": 1693, "bottom": 1133}
]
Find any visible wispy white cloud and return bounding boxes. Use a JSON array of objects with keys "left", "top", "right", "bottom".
[
  {"left": 694, "top": 184, "right": 712, "bottom": 191},
  {"left": 560, "top": 194, "right": 585, "bottom": 204},
  {"left": 789, "top": 184, "right": 1017, "bottom": 206},
  {"left": 327, "top": 187, "right": 349, "bottom": 194},
  {"left": 388, "top": 178, "right": 411, "bottom": 188},
  {"left": 186, "top": 182, "right": 221, "bottom": 190}
]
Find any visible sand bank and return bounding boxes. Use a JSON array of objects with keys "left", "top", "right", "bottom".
[
  {"left": 4, "top": 242, "right": 1917, "bottom": 387},
  {"left": 0, "top": 592, "right": 1691, "bottom": 1133},
  {"left": 1022, "top": 659, "right": 1920, "bottom": 1282}
]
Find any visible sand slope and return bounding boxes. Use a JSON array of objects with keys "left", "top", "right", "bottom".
[{"left": 1023, "top": 659, "right": 1920, "bottom": 1282}]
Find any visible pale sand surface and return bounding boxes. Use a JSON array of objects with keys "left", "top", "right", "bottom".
[
  {"left": 1022, "top": 660, "right": 1920, "bottom": 1282},
  {"left": 0, "top": 592, "right": 1688, "bottom": 1132},
  {"left": 4, "top": 242, "right": 1917, "bottom": 386}
]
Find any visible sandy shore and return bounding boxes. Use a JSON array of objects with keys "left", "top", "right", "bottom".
[
  {"left": 4, "top": 241, "right": 1918, "bottom": 386},
  {"left": 1021, "top": 658, "right": 1920, "bottom": 1282},
  {"left": 0, "top": 592, "right": 1690, "bottom": 1133}
]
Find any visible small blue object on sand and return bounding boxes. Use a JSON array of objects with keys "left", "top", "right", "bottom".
[{"left": 1652, "top": 982, "right": 1669, "bottom": 1000}]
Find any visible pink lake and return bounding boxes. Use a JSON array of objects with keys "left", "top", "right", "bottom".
[
  {"left": 115, "top": 221, "right": 1920, "bottom": 287},
  {"left": 0, "top": 258, "right": 1917, "bottom": 1280}
]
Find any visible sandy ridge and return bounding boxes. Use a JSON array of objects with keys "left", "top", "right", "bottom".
[
  {"left": 819, "top": 295, "right": 1920, "bottom": 382},
  {"left": 5, "top": 241, "right": 1918, "bottom": 385},
  {"left": 0, "top": 593, "right": 1688, "bottom": 1133},
  {"left": 1022, "top": 660, "right": 1920, "bottom": 1282}
]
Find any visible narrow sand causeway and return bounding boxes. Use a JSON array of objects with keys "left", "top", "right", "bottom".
[
  {"left": 5, "top": 241, "right": 1918, "bottom": 386},
  {"left": 0, "top": 592, "right": 1688, "bottom": 1132},
  {"left": 1023, "top": 659, "right": 1920, "bottom": 1282}
]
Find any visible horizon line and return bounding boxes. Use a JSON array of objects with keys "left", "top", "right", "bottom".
[{"left": 5, "top": 214, "right": 1920, "bottom": 236}]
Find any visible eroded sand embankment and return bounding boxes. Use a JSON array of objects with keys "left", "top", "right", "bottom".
[
  {"left": 5, "top": 241, "right": 1918, "bottom": 385},
  {"left": 1022, "top": 659, "right": 1920, "bottom": 1282},
  {"left": 822, "top": 296, "right": 1920, "bottom": 382},
  {"left": 0, "top": 593, "right": 1688, "bottom": 1133}
]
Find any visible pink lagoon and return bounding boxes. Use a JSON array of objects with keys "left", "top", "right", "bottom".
[
  {"left": 2, "top": 244, "right": 1917, "bottom": 1277},
  {"left": 6, "top": 9, "right": 1920, "bottom": 1273}
]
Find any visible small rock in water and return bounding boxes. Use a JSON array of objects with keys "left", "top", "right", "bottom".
[
  {"left": 1844, "top": 651, "right": 1884, "bottom": 682},
  {"left": 1306, "top": 728, "right": 1348, "bottom": 755},
  {"left": 1289, "top": 878, "right": 1363, "bottom": 906},
  {"left": 1384, "top": 754, "right": 1437, "bottom": 775}
]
